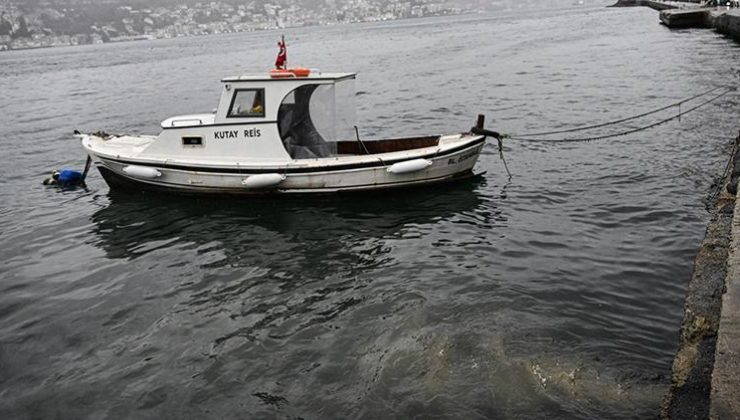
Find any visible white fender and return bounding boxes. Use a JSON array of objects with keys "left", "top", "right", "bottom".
[
  {"left": 387, "top": 159, "right": 432, "bottom": 174},
  {"left": 241, "top": 173, "right": 285, "bottom": 189},
  {"left": 123, "top": 165, "right": 162, "bottom": 179}
]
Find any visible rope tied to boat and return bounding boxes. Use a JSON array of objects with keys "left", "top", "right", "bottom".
[
  {"left": 501, "top": 85, "right": 736, "bottom": 143},
  {"left": 471, "top": 86, "right": 737, "bottom": 181}
]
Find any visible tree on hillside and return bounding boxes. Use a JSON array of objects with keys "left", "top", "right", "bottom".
[
  {"left": 0, "top": 12, "right": 13, "bottom": 36},
  {"left": 11, "top": 15, "right": 32, "bottom": 38}
]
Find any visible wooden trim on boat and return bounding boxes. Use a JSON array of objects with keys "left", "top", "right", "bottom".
[{"left": 336, "top": 136, "right": 440, "bottom": 155}]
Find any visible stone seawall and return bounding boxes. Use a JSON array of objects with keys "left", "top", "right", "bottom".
[
  {"left": 660, "top": 136, "right": 738, "bottom": 418},
  {"left": 660, "top": 133, "right": 740, "bottom": 419},
  {"left": 713, "top": 10, "right": 740, "bottom": 41},
  {"left": 710, "top": 133, "right": 740, "bottom": 419}
]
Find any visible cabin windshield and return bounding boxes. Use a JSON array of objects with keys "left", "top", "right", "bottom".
[{"left": 278, "top": 79, "right": 356, "bottom": 159}]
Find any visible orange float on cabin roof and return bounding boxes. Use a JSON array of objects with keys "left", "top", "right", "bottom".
[{"left": 270, "top": 68, "right": 311, "bottom": 78}]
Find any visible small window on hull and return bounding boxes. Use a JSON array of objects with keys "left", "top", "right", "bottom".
[{"left": 183, "top": 136, "right": 203, "bottom": 147}]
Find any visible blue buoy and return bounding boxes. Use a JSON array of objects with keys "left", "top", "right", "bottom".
[
  {"left": 43, "top": 155, "right": 92, "bottom": 187},
  {"left": 58, "top": 169, "right": 84, "bottom": 185}
]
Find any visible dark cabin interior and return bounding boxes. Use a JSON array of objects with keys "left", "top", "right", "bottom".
[{"left": 278, "top": 84, "right": 441, "bottom": 158}]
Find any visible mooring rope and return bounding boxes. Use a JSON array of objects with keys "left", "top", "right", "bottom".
[
  {"left": 505, "top": 86, "right": 736, "bottom": 143},
  {"left": 511, "top": 86, "right": 726, "bottom": 137}
]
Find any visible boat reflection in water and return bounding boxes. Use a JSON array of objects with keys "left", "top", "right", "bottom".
[
  {"left": 90, "top": 175, "right": 488, "bottom": 263},
  {"left": 89, "top": 177, "right": 492, "bottom": 343},
  {"left": 85, "top": 177, "right": 663, "bottom": 418}
]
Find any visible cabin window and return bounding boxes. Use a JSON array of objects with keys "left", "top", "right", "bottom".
[
  {"left": 182, "top": 136, "right": 203, "bottom": 147},
  {"left": 227, "top": 89, "right": 265, "bottom": 118}
]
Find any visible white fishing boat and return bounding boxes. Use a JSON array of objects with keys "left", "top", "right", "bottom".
[{"left": 79, "top": 68, "right": 498, "bottom": 195}]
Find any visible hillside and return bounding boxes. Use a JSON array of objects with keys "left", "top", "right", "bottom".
[{"left": 0, "top": 0, "right": 593, "bottom": 50}]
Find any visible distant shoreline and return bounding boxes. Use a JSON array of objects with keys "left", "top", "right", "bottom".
[
  {"left": 0, "top": 4, "right": 607, "bottom": 54},
  {"left": 0, "top": 12, "right": 462, "bottom": 53}
]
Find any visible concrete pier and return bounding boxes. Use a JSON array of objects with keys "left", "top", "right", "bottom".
[
  {"left": 613, "top": 0, "right": 740, "bottom": 41},
  {"left": 712, "top": 9, "right": 740, "bottom": 41},
  {"left": 710, "top": 134, "right": 740, "bottom": 419},
  {"left": 611, "top": 0, "right": 683, "bottom": 11},
  {"left": 660, "top": 133, "right": 740, "bottom": 419},
  {"left": 661, "top": 141, "right": 737, "bottom": 419},
  {"left": 660, "top": 8, "right": 714, "bottom": 27}
]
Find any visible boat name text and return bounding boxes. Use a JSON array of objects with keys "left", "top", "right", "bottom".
[
  {"left": 214, "top": 129, "right": 262, "bottom": 139},
  {"left": 448, "top": 148, "right": 478, "bottom": 165}
]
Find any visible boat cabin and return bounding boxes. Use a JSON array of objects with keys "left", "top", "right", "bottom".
[{"left": 153, "top": 72, "right": 439, "bottom": 163}]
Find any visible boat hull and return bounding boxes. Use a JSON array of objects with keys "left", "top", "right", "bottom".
[
  {"left": 97, "top": 166, "right": 481, "bottom": 196},
  {"left": 87, "top": 136, "right": 487, "bottom": 195}
]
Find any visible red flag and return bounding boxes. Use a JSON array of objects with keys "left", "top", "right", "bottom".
[{"left": 275, "top": 35, "right": 287, "bottom": 69}]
